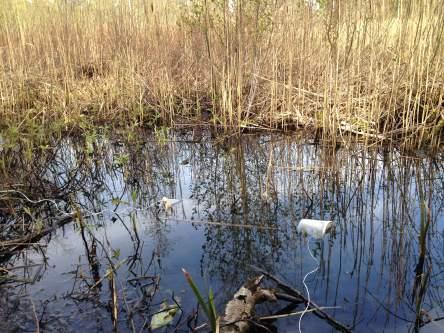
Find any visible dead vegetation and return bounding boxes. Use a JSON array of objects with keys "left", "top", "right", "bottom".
[
  {"left": 0, "top": 0, "right": 443, "bottom": 147},
  {"left": 1, "top": 131, "right": 444, "bottom": 331}
]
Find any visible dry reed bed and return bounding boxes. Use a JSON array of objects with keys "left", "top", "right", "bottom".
[{"left": 0, "top": 0, "right": 443, "bottom": 147}]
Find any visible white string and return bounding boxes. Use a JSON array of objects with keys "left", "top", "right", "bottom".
[{"left": 298, "top": 237, "right": 319, "bottom": 333}]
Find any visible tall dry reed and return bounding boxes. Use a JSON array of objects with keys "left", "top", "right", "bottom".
[{"left": 0, "top": 0, "right": 443, "bottom": 147}]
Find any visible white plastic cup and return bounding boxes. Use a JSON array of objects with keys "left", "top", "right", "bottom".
[{"left": 297, "top": 219, "right": 333, "bottom": 239}]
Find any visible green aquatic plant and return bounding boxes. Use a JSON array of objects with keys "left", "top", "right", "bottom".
[
  {"left": 182, "top": 268, "right": 218, "bottom": 332},
  {"left": 114, "top": 153, "right": 129, "bottom": 167},
  {"left": 154, "top": 126, "right": 170, "bottom": 146},
  {"left": 84, "top": 129, "right": 98, "bottom": 155}
]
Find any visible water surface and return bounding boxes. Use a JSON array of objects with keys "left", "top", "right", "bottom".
[{"left": 0, "top": 132, "right": 443, "bottom": 332}]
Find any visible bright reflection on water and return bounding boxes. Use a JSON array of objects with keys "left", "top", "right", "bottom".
[{"left": 0, "top": 132, "right": 443, "bottom": 332}]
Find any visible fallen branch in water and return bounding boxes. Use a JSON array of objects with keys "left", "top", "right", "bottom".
[
  {"left": 220, "top": 275, "right": 277, "bottom": 333},
  {"left": 0, "top": 213, "right": 76, "bottom": 261},
  {"left": 164, "top": 217, "right": 278, "bottom": 230},
  {"left": 259, "top": 306, "right": 340, "bottom": 321},
  {"left": 420, "top": 315, "right": 444, "bottom": 329},
  {"left": 250, "top": 265, "right": 352, "bottom": 333}
]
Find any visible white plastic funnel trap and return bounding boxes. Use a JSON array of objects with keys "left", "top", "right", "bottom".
[{"left": 297, "top": 219, "right": 333, "bottom": 239}]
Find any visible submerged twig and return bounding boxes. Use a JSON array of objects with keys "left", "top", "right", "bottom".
[
  {"left": 163, "top": 217, "right": 277, "bottom": 230},
  {"left": 250, "top": 265, "right": 352, "bottom": 333},
  {"left": 259, "top": 306, "right": 341, "bottom": 320}
]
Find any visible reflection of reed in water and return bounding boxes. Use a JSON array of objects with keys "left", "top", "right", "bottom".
[
  {"left": 191, "top": 137, "right": 444, "bottom": 330},
  {"left": 0, "top": 133, "right": 443, "bottom": 331}
]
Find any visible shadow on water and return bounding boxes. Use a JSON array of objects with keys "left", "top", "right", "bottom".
[{"left": 0, "top": 131, "right": 443, "bottom": 332}]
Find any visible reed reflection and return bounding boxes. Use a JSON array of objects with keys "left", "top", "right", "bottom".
[{"left": 0, "top": 132, "right": 443, "bottom": 332}]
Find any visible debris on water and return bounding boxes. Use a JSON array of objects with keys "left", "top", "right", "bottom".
[
  {"left": 260, "top": 190, "right": 272, "bottom": 203},
  {"left": 1, "top": 132, "right": 443, "bottom": 332},
  {"left": 297, "top": 219, "right": 333, "bottom": 239},
  {"left": 150, "top": 301, "right": 180, "bottom": 330},
  {"left": 161, "top": 197, "right": 183, "bottom": 213}
]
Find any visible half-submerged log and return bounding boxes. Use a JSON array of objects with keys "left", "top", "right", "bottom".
[{"left": 220, "top": 275, "right": 277, "bottom": 333}]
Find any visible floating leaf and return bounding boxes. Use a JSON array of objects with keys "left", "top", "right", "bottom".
[
  {"left": 112, "top": 248, "right": 121, "bottom": 260},
  {"left": 23, "top": 207, "right": 32, "bottom": 215},
  {"left": 150, "top": 303, "right": 180, "bottom": 330},
  {"left": 111, "top": 198, "right": 129, "bottom": 206},
  {"left": 35, "top": 219, "right": 44, "bottom": 234}
]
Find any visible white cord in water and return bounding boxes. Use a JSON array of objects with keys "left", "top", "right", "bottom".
[{"left": 298, "top": 237, "right": 319, "bottom": 333}]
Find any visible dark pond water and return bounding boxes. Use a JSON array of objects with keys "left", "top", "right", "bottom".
[{"left": 1, "top": 132, "right": 444, "bottom": 333}]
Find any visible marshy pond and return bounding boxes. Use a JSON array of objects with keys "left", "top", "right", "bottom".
[{"left": 1, "top": 131, "right": 443, "bottom": 332}]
